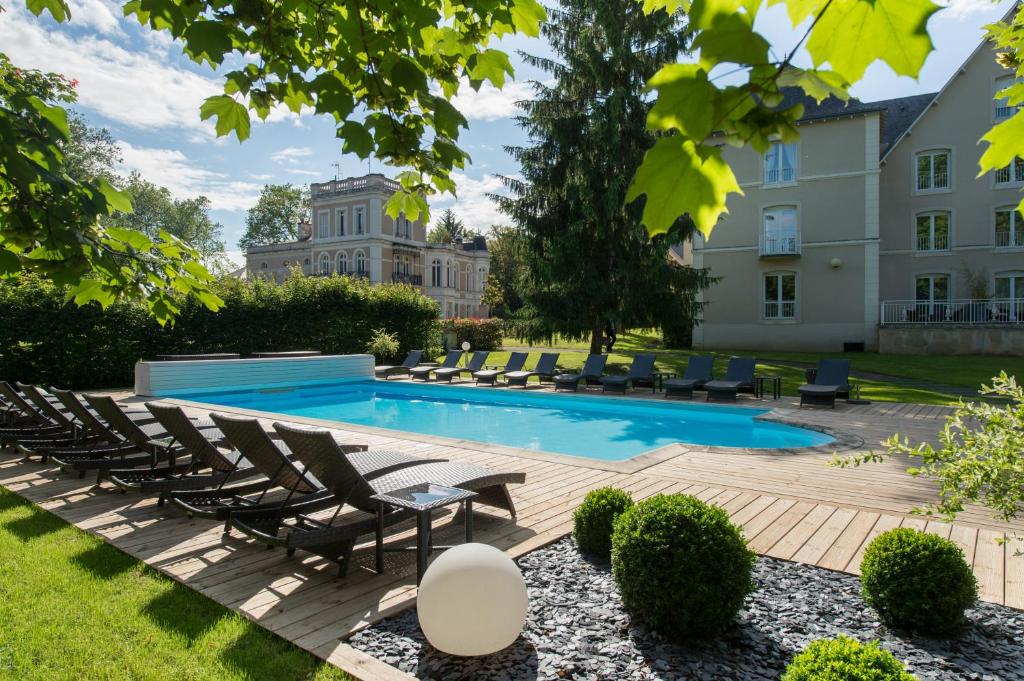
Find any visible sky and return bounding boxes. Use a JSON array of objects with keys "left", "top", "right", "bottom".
[{"left": 0, "top": 0, "right": 1015, "bottom": 266}]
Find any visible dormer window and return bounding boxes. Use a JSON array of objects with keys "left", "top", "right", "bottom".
[
  {"left": 915, "top": 150, "right": 950, "bottom": 192},
  {"left": 763, "top": 142, "right": 797, "bottom": 186}
]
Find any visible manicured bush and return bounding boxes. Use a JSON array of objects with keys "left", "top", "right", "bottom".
[
  {"left": 782, "top": 635, "right": 917, "bottom": 681},
  {"left": 0, "top": 273, "right": 441, "bottom": 389},
  {"left": 572, "top": 487, "right": 633, "bottom": 559},
  {"left": 366, "top": 328, "right": 401, "bottom": 364},
  {"left": 859, "top": 528, "right": 977, "bottom": 634},
  {"left": 446, "top": 317, "right": 504, "bottom": 351},
  {"left": 611, "top": 493, "right": 755, "bottom": 638}
]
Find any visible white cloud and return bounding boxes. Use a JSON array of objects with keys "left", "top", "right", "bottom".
[
  {"left": 939, "top": 0, "right": 1003, "bottom": 20},
  {"left": 271, "top": 146, "right": 314, "bottom": 164},
  {"left": 441, "top": 78, "right": 536, "bottom": 122},
  {"left": 430, "top": 172, "right": 512, "bottom": 231},
  {"left": 117, "top": 142, "right": 262, "bottom": 212},
  {"left": 248, "top": 173, "right": 274, "bottom": 181},
  {"left": 288, "top": 169, "right": 322, "bottom": 177},
  {"left": 66, "top": 0, "right": 123, "bottom": 34}
]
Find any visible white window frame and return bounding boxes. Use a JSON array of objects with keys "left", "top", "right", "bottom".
[
  {"left": 317, "top": 210, "right": 330, "bottom": 239},
  {"left": 994, "top": 271, "right": 1024, "bottom": 299},
  {"left": 994, "top": 205, "right": 1024, "bottom": 249},
  {"left": 354, "top": 249, "right": 366, "bottom": 275},
  {"left": 994, "top": 157, "right": 1024, "bottom": 187},
  {"left": 914, "top": 149, "right": 951, "bottom": 194},
  {"left": 337, "top": 251, "right": 348, "bottom": 274},
  {"left": 994, "top": 74, "right": 1019, "bottom": 121},
  {"left": 445, "top": 259, "right": 453, "bottom": 288},
  {"left": 354, "top": 206, "right": 366, "bottom": 235},
  {"left": 478, "top": 267, "right": 487, "bottom": 292},
  {"left": 335, "top": 208, "right": 347, "bottom": 237},
  {"left": 762, "top": 271, "right": 797, "bottom": 321},
  {"left": 913, "top": 211, "right": 951, "bottom": 252},
  {"left": 318, "top": 252, "right": 332, "bottom": 275},
  {"left": 763, "top": 141, "right": 798, "bottom": 187},
  {"left": 431, "top": 259, "right": 442, "bottom": 287}
]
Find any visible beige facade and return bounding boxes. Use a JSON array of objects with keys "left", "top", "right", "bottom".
[
  {"left": 245, "top": 174, "right": 490, "bottom": 318},
  {"left": 692, "top": 34, "right": 1022, "bottom": 352}
]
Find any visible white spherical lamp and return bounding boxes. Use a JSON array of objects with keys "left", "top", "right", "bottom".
[{"left": 417, "top": 543, "right": 528, "bottom": 656}]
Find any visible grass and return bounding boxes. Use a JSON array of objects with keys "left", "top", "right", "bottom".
[
  {"left": 0, "top": 487, "right": 352, "bottom": 681},
  {"left": 443, "top": 330, "right": 1023, "bottom": 405}
]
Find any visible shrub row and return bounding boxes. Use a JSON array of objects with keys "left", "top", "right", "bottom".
[
  {"left": 0, "top": 274, "right": 441, "bottom": 389},
  {"left": 445, "top": 317, "right": 504, "bottom": 351}
]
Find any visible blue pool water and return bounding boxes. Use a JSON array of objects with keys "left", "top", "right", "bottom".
[{"left": 168, "top": 380, "right": 833, "bottom": 460}]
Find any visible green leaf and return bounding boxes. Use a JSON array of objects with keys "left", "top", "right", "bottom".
[
  {"left": 468, "top": 50, "right": 514, "bottom": 87},
  {"left": 777, "top": 67, "right": 850, "bottom": 103},
  {"left": 0, "top": 249, "right": 20, "bottom": 276},
  {"left": 95, "top": 177, "right": 134, "bottom": 214},
  {"left": 390, "top": 57, "right": 429, "bottom": 95},
  {"left": 768, "top": 0, "right": 826, "bottom": 25},
  {"left": 510, "top": 0, "right": 546, "bottom": 35},
  {"left": 183, "top": 20, "right": 234, "bottom": 67},
  {"left": 106, "top": 227, "right": 154, "bottom": 251},
  {"left": 690, "top": 12, "right": 769, "bottom": 68},
  {"left": 67, "top": 279, "right": 116, "bottom": 307},
  {"left": 806, "top": 0, "right": 940, "bottom": 82},
  {"left": 29, "top": 97, "right": 70, "bottom": 138},
  {"left": 646, "top": 64, "right": 716, "bottom": 140},
  {"left": 429, "top": 96, "right": 468, "bottom": 138},
  {"left": 199, "top": 95, "right": 250, "bottom": 142},
  {"left": 25, "top": 0, "right": 70, "bottom": 21},
  {"left": 386, "top": 191, "right": 429, "bottom": 223},
  {"left": 339, "top": 121, "right": 374, "bottom": 157},
  {"left": 626, "top": 137, "right": 742, "bottom": 238},
  {"left": 978, "top": 110, "right": 1024, "bottom": 177}
]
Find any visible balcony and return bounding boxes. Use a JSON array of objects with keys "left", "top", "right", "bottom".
[
  {"left": 763, "top": 301, "right": 796, "bottom": 319},
  {"left": 310, "top": 175, "right": 400, "bottom": 198},
  {"left": 880, "top": 299, "right": 1024, "bottom": 325},
  {"left": 392, "top": 273, "right": 423, "bottom": 285},
  {"left": 759, "top": 230, "right": 801, "bottom": 257},
  {"left": 916, "top": 233, "right": 949, "bottom": 251},
  {"left": 995, "top": 230, "right": 1024, "bottom": 249},
  {"left": 916, "top": 172, "right": 948, "bottom": 192},
  {"left": 763, "top": 167, "right": 795, "bottom": 185}
]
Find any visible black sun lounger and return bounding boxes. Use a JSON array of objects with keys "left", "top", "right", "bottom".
[
  {"left": 600, "top": 354, "right": 657, "bottom": 393},
  {"left": 409, "top": 350, "right": 460, "bottom": 381},
  {"left": 798, "top": 359, "right": 852, "bottom": 408},
  {"left": 664, "top": 356, "right": 715, "bottom": 399},
  {"left": 504, "top": 352, "right": 560, "bottom": 388},
  {"left": 553, "top": 354, "right": 608, "bottom": 392},
  {"left": 375, "top": 350, "right": 424, "bottom": 379},
  {"left": 704, "top": 357, "right": 757, "bottom": 402},
  {"left": 435, "top": 351, "right": 489, "bottom": 383},
  {"left": 473, "top": 352, "right": 527, "bottom": 385}
]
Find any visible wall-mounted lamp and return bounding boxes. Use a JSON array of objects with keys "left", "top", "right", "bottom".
[{"left": 830, "top": 257, "right": 842, "bottom": 269}]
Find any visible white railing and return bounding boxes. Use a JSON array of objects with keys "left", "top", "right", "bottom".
[
  {"left": 311, "top": 176, "right": 401, "bottom": 197},
  {"left": 759, "top": 230, "right": 801, "bottom": 256},
  {"left": 995, "top": 230, "right": 1023, "bottom": 248},
  {"left": 764, "top": 301, "right": 796, "bottom": 319},
  {"left": 880, "top": 298, "right": 1024, "bottom": 325},
  {"left": 764, "top": 166, "right": 796, "bottom": 185},
  {"left": 917, "top": 172, "right": 948, "bottom": 191},
  {"left": 995, "top": 104, "right": 1020, "bottom": 120},
  {"left": 916, "top": 233, "right": 949, "bottom": 251}
]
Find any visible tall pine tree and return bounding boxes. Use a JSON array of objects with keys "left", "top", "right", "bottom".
[{"left": 496, "top": 0, "right": 711, "bottom": 354}]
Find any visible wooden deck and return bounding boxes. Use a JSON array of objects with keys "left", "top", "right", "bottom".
[{"left": 1, "top": 390, "right": 1022, "bottom": 680}]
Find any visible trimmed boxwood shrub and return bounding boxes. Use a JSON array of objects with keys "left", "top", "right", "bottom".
[
  {"left": 782, "top": 636, "right": 917, "bottom": 681},
  {"left": 611, "top": 494, "right": 755, "bottom": 639},
  {"left": 572, "top": 487, "right": 633, "bottom": 559},
  {"left": 0, "top": 273, "right": 441, "bottom": 389},
  {"left": 446, "top": 317, "right": 504, "bottom": 351},
  {"left": 860, "top": 528, "right": 977, "bottom": 634}
]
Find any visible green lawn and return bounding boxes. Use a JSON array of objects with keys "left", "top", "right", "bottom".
[
  {"left": 445, "top": 330, "right": 1022, "bottom": 405},
  {"left": 0, "top": 488, "right": 351, "bottom": 681}
]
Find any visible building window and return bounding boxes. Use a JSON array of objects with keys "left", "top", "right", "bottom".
[
  {"left": 431, "top": 259, "right": 442, "bottom": 287},
  {"left": 994, "top": 75, "right": 1019, "bottom": 120},
  {"left": 317, "top": 210, "right": 330, "bottom": 238},
  {"left": 355, "top": 207, "right": 365, "bottom": 234},
  {"left": 763, "top": 272, "right": 796, "bottom": 320},
  {"left": 914, "top": 212, "right": 950, "bottom": 252},
  {"left": 335, "top": 208, "right": 346, "bottom": 236},
  {"left": 761, "top": 206, "right": 799, "bottom": 256},
  {"left": 995, "top": 206, "right": 1024, "bottom": 248},
  {"left": 916, "top": 274, "right": 949, "bottom": 305},
  {"left": 337, "top": 252, "right": 348, "bottom": 274},
  {"left": 915, "top": 150, "right": 950, "bottom": 192},
  {"left": 318, "top": 252, "right": 331, "bottom": 275},
  {"left": 763, "top": 142, "right": 797, "bottom": 186},
  {"left": 260, "top": 262, "right": 268, "bottom": 270},
  {"left": 354, "top": 250, "right": 366, "bottom": 275},
  {"left": 994, "top": 157, "right": 1024, "bottom": 186},
  {"left": 994, "top": 272, "right": 1024, "bottom": 321},
  {"left": 445, "top": 260, "right": 453, "bottom": 288},
  {"left": 396, "top": 215, "right": 411, "bottom": 239},
  {"left": 478, "top": 267, "right": 487, "bottom": 292}
]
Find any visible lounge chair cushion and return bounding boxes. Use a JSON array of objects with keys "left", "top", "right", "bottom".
[{"left": 798, "top": 384, "right": 840, "bottom": 396}]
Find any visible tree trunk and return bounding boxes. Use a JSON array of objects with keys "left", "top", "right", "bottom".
[{"left": 589, "top": 318, "right": 604, "bottom": 355}]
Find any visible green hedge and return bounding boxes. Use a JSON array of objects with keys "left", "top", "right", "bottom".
[
  {"left": 446, "top": 317, "right": 504, "bottom": 351},
  {"left": 0, "top": 274, "right": 441, "bottom": 389}
]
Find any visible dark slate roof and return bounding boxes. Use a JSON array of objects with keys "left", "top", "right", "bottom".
[{"left": 777, "top": 87, "right": 937, "bottom": 158}]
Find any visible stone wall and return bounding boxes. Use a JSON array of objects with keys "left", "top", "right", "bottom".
[{"left": 879, "top": 326, "right": 1024, "bottom": 356}]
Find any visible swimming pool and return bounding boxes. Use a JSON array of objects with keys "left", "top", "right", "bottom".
[{"left": 166, "top": 380, "right": 833, "bottom": 461}]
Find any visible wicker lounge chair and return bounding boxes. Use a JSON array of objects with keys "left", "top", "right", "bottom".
[
  {"left": 0, "top": 382, "right": 72, "bottom": 439},
  {"left": 375, "top": 350, "right": 424, "bottom": 379},
  {"left": 409, "top": 350, "right": 460, "bottom": 381},
  {"left": 704, "top": 357, "right": 757, "bottom": 402},
  {"left": 168, "top": 413, "right": 444, "bottom": 532},
  {"left": 553, "top": 354, "right": 608, "bottom": 392},
  {"left": 228, "top": 423, "right": 525, "bottom": 575},
  {"left": 504, "top": 352, "right": 560, "bottom": 388},
  {"left": 798, "top": 359, "right": 852, "bottom": 408},
  {"left": 664, "top": 356, "right": 715, "bottom": 399},
  {"left": 600, "top": 354, "right": 657, "bottom": 393},
  {"left": 473, "top": 352, "right": 527, "bottom": 385},
  {"left": 435, "top": 351, "right": 489, "bottom": 383}
]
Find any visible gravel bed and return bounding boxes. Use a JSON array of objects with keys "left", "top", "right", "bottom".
[{"left": 348, "top": 537, "right": 1024, "bottom": 680}]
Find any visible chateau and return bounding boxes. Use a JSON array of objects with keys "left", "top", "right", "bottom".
[
  {"left": 244, "top": 174, "right": 491, "bottom": 318},
  {"left": 688, "top": 30, "right": 1023, "bottom": 355}
]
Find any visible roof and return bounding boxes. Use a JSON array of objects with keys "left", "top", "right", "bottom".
[{"left": 874, "top": 92, "right": 937, "bottom": 155}]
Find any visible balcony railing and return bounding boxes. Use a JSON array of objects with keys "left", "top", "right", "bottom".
[
  {"left": 759, "top": 230, "right": 801, "bottom": 256},
  {"left": 764, "top": 301, "right": 796, "bottom": 319},
  {"left": 764, "top": 167, "right": 796, "bottom": 185},
  {"left": 916, "top": 233, "right": 949, "bottom": 251},
  {"left": 880, "top": 298, "right": 1024, "bottom": 325},
  {"left": 310, "top": 175, "right": 401, "bottom": 197},
  {"left": 995, "top": 104, "right": 1020, "bottom": 120},
  {"left": 392, "top": 273, "right": 423, "bottom": 285},
  {"left": 916, "top": 172, "right": 948, "bottom": 191},
  {"left": 995, "top": 230, "right": 1024, "bottom": 249}
]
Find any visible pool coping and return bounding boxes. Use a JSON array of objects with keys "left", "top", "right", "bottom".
[{"left": 155, "top": 382, "right": 863, "bottom": 475}]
